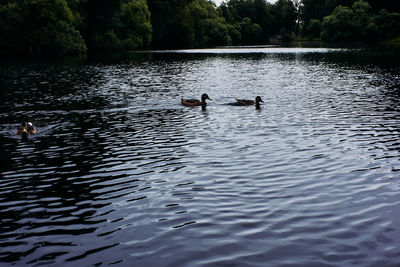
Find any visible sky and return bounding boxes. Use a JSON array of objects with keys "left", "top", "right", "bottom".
[{"left": 213, "top": 0, "right": 278, "bottom": 6}]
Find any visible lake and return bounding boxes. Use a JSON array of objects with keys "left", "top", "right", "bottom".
[{"left": 1, "top": 46, "right": 400, "bottom": 266}]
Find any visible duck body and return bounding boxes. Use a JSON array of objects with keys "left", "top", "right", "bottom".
[
  {"left": 16, "top": 122, "right": 36, "bottom": 139},
  {"left": 235, "top": 99, "right": 256, "bottom": 106},
  {"left": 181, "top": 93, "right": 211, "bottom": 107},
  {"left": 181, "top": 98, "right": 203, "bottom": 106}
]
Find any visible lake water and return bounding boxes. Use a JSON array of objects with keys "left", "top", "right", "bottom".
[{"left": 1, "top": 46, "right": 400, "bottom": 266}]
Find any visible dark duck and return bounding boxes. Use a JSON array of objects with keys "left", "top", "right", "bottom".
[
  {"left": 231, "top": 96, "right": 263, "bottom": 109},
  {"left": 181, "top": 93, "right": 211, "bottom": 109}
]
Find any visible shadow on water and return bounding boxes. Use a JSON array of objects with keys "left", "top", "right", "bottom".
[{"left": 300, "top": 45, "right": 400, "bottom": 69}]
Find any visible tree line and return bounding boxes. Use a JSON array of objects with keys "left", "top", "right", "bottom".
[
  {"left": 0, "top": 0, "right": 399, "bottom": 56},
  {"left": 302, "top": 0, "right": 400, "bottom": 41}
]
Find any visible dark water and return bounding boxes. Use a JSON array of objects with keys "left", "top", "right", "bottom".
[{"left": 1, "top": 47, "right": 400, "bottom": 266}]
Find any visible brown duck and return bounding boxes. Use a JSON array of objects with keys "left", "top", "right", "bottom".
[
  {"left": 181, "top": 93, "right": 211, "bottom": 107},
  {"left": 234, "top": 96, "right": 263, "bottom": 108},
  {"left": 16, "top": 122, "right": 36, "bottom": 140}
]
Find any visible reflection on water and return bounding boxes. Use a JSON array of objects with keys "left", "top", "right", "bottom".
[{"left": 1, "top": 47, "right": 400, "bottom": 266}]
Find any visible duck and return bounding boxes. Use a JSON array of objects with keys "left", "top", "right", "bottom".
[
  {"left": 231, "top": 96, "right": 264, "bottom": 109},
  {"left": 16, "top": 122, "right": 36, "bottom": 139},
  {"left": 181, "top": 93, "right": 211, "bottom": 107}
]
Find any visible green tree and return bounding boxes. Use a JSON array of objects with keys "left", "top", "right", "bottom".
[
  {"left": 307, "top": 19, "right": 322, "bottom": 38},
  {"left": 240, "top": 17, "right": 263, "bottom": 44},
  {"left": 188, "top": 0, "right": 231, "bottom": 47},
  {"left": 375, "top": 9, "right": 400, "bottom": 39},
  {"left": 321, "top": 0, "right": 378, "bottom": 42},
  {"left": 253, "top": 0, "right": 274, "bottom": 36},
  {"left": 368, "top": 0, "right": 400, "bottom": 13},
  {"left": 352, "top": 0, "right": 373, "bottom": 40},
  {"left": 88, "top": 0, "right": 152, "bottom": 50},
  {"left": 219, "top": 0, "right": 275, "bottom": 44},
  {"left": 272, "top": 0, "right": 297, "bottom": 34},
  {"left": 0, "top": 0, "right": 86, "bottom": 55},
  {"left": 300, "top": 0, "right": 329, "bottom": 35},
  {"left": 114, "top": 0, "right": 152, "bottom": 49},
  {"left": 147, "top": 0, "right": 194, "bottom": 48},
  {"left": 321, "top": 5, "right": 354, "bottom": 41},
  {"left": 299, "top": 0, "right": 354, "bottom": 35},
  {"left": 227, "top": 23, "right": 242, "bottom": 45}
]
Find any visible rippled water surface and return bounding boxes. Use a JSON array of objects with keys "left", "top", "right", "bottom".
[{"left": 1, "top": 47, "right": 400, "bottom": 266}]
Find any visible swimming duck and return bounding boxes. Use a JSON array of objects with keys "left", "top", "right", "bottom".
[
  {"left": 235, "top": 96, "right": 263, "bottom": 109},
  {"left": 181, "top": 93, "right": 211, "bottom": 107},
  {"left": 16, "top": 122, "right": 36, "bottom": 139}
]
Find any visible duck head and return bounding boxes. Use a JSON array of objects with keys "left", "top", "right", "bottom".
[
  {"left": 255, "top": 96, "right": 263, "bottom": 104},
  {"left": 201, "top": 94, "right": 211, "bottom": 102}
]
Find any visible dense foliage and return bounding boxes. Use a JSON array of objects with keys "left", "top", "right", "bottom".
[
  {"left": 219, "top": 0, "right": 296, "bottom": 44},
  {"left": 147, "top": 0, "right": 230, "bottom": 48},
  {"left": 302, "top": 0, "right": 400, "bottom": 41},
  {"left": 0, "top": 0, "right": 399, "bottom": 56},
  {"left": 0, "top": 0, "right": 152, "bottom": 55},
  {"left": 0, "top": 0, "right": 87, "bottom": 55},
  {"left": 87, "top": 0, "right": 152, "bottom": 50}
]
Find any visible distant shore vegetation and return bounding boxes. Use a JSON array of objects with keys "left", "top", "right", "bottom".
[{"left": 0, "top": 0, "right": 399, "bottom": 56}]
